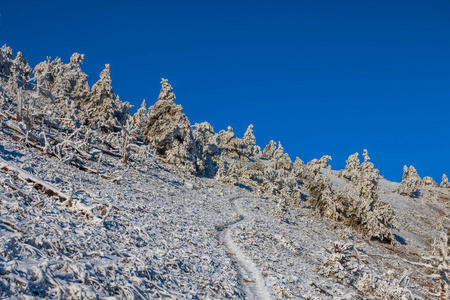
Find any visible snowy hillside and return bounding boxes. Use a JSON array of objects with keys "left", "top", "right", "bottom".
[{"left": 1, "top": 45, "right": 450, "bottom": 299}]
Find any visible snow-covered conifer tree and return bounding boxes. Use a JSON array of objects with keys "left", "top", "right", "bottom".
[
  {"left": 0, "top": 45, "right": 13, "bottom": 77},
  {"left": 218, "top": 126, "right": 245, "bottom": 159},
  {"left": 214, "top": 156, "right": 228, "bottom": 183},
  {"left": 262, "top": 140, "right": 276, "bottom": 158},
  {"left": 193, "top": 122, "right": 220, "bottom": 157},
  {"left": 9, "top": 51, "right": 32, "bottom": 90},
  {"left": 422, "top": 176, "right": 438, "bottom": 188},
  {"left": 144, "top": 78, "right": 199, "bottom": 173},
  {"left": 310, "top": 151, "right": 397, "bottom": 243},
  {"left": 292, "top": 157, "right": 305, "bottom": 178},
  {"left": 440, "top": 174, "right": 450, "bottom": 188},
  {"left": 397, "top": 165, "right": 421, "bottom": 197},
  {"left": 130, "top": 99, "right": 149, "bottom": 137},
  {"left": 85, "top": 64, "right": 118, "bottom": 131},
  {"left": 243, "top": 124, "right": 256, "bottom": 146},
  {"left": 339, "top": 152, "right": 360, "bottom": 181},
  {"left": 272, "top": 142, "right": 292, "bottom": 171},
  {"left": 227, "top": 160, "right": 240, "bottom": 186}
]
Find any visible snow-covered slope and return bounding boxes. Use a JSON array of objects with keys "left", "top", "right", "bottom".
[{"left": 1, "top": 46, "right": 449, "bottom": 299}]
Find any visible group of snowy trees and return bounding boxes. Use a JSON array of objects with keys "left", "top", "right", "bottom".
[
  {"left": 309, "top": 150, "right": 398, "bottom": 243},
  {"left": 3, "top": 44, "right": 450, "bottom": 248},
  {"left": 397, "top": 165, "right": 449, "bottom": 198}
]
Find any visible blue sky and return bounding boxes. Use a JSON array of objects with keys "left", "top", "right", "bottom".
[{"left": 1, "top": 0, "right": 449, "bottom": 181}]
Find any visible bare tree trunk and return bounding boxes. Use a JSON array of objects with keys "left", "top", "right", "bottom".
[
  {"left": 122, "top": 131, "right": 129, "bottom": 164},
  {"left": 26, "top": 102, "right": 32, "bottom": 130},
  {"left": 16, "top": 90, "right": 22, "bottom": 122}
]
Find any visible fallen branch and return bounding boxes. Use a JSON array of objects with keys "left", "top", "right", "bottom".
[{"left": 0, "top": 157, "right": 69, "bottom": 202}]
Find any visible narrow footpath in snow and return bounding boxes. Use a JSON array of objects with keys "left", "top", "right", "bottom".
[{"left": 219, "top": 196, "right": 273, "bottom": 300}]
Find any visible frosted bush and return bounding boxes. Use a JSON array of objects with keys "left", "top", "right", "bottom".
[
  {"left": 317, "top": 241, "right": 356, "bottom": 285},
  {"left": 270, "top": 200, "right": 286, "bottom": 222}
]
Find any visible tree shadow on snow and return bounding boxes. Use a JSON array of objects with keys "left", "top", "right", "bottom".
[{"left": 394, "top": 234, "right": 407, "bottom": 245}]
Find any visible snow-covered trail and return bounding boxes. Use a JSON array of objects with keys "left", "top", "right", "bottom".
[{"left": 219, "top": 196, "right": 273, "bottom": 300}]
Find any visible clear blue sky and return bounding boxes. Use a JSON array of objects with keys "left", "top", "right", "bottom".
[{"left": 1, "top": 0, "right": 449, "bottom": 182}]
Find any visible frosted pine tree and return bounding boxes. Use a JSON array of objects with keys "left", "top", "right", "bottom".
[
  {"left": 214, "top": 156, "right": 228, "bottom": 183},
  {"left": 192, "top": 122, "right": 220, "bottom": 157},
  {"left": 0, "top": 45, "right": 13, "bottom": 76},
  {"left": 9, "top": 51, "right": 32, "bottom": 91},
  {"left": 441, "top": 174, "right": 450, "bottom": 188},
  {"left": 130, "top": 99, "right": 149, "bottom": 137},
  {"left": 272, "top": 142, "right": 292, "bottom": 171},
  {"left": 310, "top": 151, "right": 397, "bottom": 243},
  {"left": 422, "top": 176, "right": 438, "bottom": 187},
  {"left": 144, "top": 78, "right": 199, "bottom": 173},
  {"left": 339, "top": 152, "right": 360, "bottom": 181},
  {"left": 262, "top": 140, "right": 277, "bottom": 158},
  {"left": 86, "top": 64, "right": 124, "bottom": 132},
  {"left": 243, "top": 124, "right": 256, "bottom": 146},
  {"left": 292, "top": 157, "right": 305, "bottom": 178},
  {"left": 218, "top": 126, "right": 245, "bottom": 158},
  {"left": 227, "top": 160, "right": 240, "bottom": 186},
  {"left": 397, "top": 165, "right": 421, "bottom": 197}
]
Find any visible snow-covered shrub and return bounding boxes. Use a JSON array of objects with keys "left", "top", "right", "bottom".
[
  {"left": 341, "top": 172, "right": 397, "bottom": 242},
  {"left": 422, "top": 176, "right": 438, "bottom": 188},
  {"left": 317, "top": 241, "right": 356, "bottom": 285},
  {"left": 270, "top": 200, "right": 287, "bottom": 222},
  {"left": 319, "top": 241, "right": 414, "bottom": 299},
  {"left": 409, "top": 232, "right": 450, "bottom": 299},
  {"left": 397, "top": 165, "right": 421, "bottom": 197},
  {"left": 262, "top": 140, "right": 276, "bottom": 158},
  {"left": 440, "top": 174, "right": 450, "bottom": 188},
  {"left": 32, "top": 53, "right": 91, "bottom": 128},
  {"left": 193, "top": 122, "right": 220, "bottom": 158},
  {"left": 144, "top": 79, "right": 199, "bottom": 174}
]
